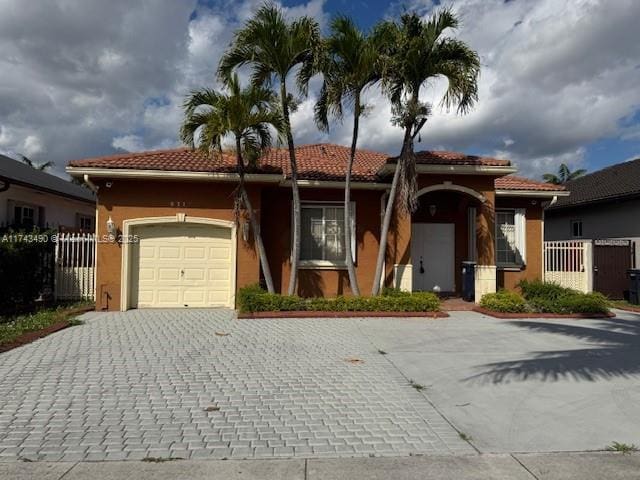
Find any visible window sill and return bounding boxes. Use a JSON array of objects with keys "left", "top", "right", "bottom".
[
  {"left": 497, "top": 264, "right": 525, "bottom": 272},
  {"left": 299, "top": 261, "right": 348, "bottom": 270}
]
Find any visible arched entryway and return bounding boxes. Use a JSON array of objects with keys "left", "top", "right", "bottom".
[{"left": 410, "top": 184, "right": 486, "bottom": 295}]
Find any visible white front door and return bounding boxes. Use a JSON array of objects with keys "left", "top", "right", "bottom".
[{"left": 411, "top": 223, "right": 455, "bottom": 292}]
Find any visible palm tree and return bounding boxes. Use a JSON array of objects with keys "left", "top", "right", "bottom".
[
  {"left": 18, "top": 154, "right": 54, "bottom": 171},
  {"left": 314, "top": 16, "right": 382, "bottom": 297},
  {"left": 218, "top": 3, "right": 322, "bottom": 296},
  {"left": 543, "top": 163, "right": 586, "bottom": 184},
  {"left": 179, "top": 74, "right": 282, "bottom": 293},
  {"left": 371, "top": 10, "right": 480, "bottom": 295}
]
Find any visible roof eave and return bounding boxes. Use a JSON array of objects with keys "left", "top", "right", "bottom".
[
  {"left": 66, "top": 166, "right": 283, "bottom": 183},
  {"left": 381, "top": 164, "right": 517, "bottom": 175},
  {"left": 495, "top": 189, "right": 570, "bottom": 198}
]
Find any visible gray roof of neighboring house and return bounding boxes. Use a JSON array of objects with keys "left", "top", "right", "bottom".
[
  {"left": 548, "top": 157, "right": 640, "bottom": 209},
  {"left": 0, "top": 154, "right": 95, "bottom": 203}
]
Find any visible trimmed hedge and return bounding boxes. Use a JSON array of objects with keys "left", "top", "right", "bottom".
[
  {"left": 237, "top": 284, "right": 440, "bottom": 313},
  {"left": 480, "top": 290, "right": 528, "bottom": 313},
  {"left": 480, "top": 280, "right": 610, "bottom": 315}
]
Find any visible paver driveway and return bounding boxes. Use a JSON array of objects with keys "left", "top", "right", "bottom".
[{"left": 0, "top": 310, "right": 470, "bottom": 462}]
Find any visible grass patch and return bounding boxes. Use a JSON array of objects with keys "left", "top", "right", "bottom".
[
  {"left": 237, "top": 284, "right": 440, "bottom": 314},
  {"left": 606, "top": 442, "right": 638, "bottom": 454},
  {"left": 0, "top": 302, "right": 92, "bottom": 347},
  {"left": 409, "top": 379, "right": 425, "bottom": 391},
  {"left": 458, "top": 432, "right": 473, "bottom": 442},
  {"left": 609, "top": 300, "right": 640, "bottom": 311},
  {"left": 378, "top": 349, "right": 387, "bottom": 355}
]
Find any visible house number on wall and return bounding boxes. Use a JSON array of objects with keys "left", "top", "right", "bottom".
[{"left": 170, "top": 201, "right": 186, "bottom": 207}]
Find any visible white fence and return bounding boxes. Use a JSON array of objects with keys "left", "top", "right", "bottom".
[
  {"left": 543, "top": 240, "right": 593, "bottom": 293},
  {"left": 55, "top": 233, "right": 96, "bottom": 301}
]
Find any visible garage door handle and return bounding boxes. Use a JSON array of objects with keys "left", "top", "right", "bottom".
[{"left": 180, "top": 269, "right": 185, "bottom": 276}]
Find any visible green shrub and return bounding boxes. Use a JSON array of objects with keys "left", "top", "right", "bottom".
[
  {"left": 480, "top": 290, "right": 528, "bottom": 313},
  {"left": 237, "top": 285, "right": 440, "bottom": 313},
  {"left": 517, "top": 279, "right": 578, "bottom": 300}
]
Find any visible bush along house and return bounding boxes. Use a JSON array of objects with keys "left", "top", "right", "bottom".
[{"left": 66, "top": 144, "right": 568, "bottom": 311}]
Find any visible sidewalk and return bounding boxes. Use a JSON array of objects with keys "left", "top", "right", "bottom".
[{"left": 2, "top": 452, "right": 639, "bottom": 479}]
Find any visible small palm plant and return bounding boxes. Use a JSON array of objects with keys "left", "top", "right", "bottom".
[
  {"left": 18, "top": 154, "right": 54, "bottom": 171},
  {"left": 180, "top": 74, "right": 283, "bottom": 293},
  {"left": 371, "top": 10, "right": 481, "bottom": 295},
  {"left": 314, "top": 16, "right": 383, "bottom": 296},
  {"left": 543, "top": 163, "right": 586, "bottom": 184},
  {"left": 219, "top": 2, "right": 322, "bottom": 295}
]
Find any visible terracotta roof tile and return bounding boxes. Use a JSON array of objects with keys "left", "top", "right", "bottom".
[
  {"left": 495, "top": 176, "right": 566, "bottom": 191},
  {"left": 69, "top": 143, "right": 555, "bottom": 192},
  {"left": 387, "top": 150, "right": 512, "bottom": 167}
]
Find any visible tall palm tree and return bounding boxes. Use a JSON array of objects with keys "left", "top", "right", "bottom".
[
  {"left": 219, "top": 3, "right": 322, "bottom": 295},
  {"left": 543, "top": 163, "right": 586, "bottom": 184},
  {"left": 18, "top": 154, "right": 54, "bottom": 171},
  {"left": 371, "top": 10, "right": 480, "bottom": 295},
  {"left": 179, "top": 74, "right": 283, "bottom": 293},
  {"left": 314, "top": 16, "right": 382, "bottom": 297}
]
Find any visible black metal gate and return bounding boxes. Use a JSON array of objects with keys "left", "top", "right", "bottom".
[{"left": 593, "top": 239, "right": 631, "bottom": 299}]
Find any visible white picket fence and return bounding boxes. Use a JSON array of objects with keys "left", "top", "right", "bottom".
[
  {"left": 54, "top": 233, "right": 96, "bottom": 301},
  {"left": 543, "top": 240, "right": 593, "bottom": 293}
]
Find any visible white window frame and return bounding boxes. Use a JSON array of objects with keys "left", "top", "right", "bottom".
[
  {"left": 298, "top": 201, "right": 356, "bottom": 269},
  {"left": 11, "top": 201, "right": 38, "bottom": 227},
  {"left": 78, "top": 214, "right": 94, "bottom": 231},
  {"left": 495, "top": 208, "right": 526, "bottom": 268}
]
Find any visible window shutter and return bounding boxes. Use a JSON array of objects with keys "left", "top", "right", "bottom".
[{"left": 515, "top": 208, "right": 527, "bottom": 265}]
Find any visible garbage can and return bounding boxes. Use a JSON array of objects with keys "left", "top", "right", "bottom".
[
  {"left": 628, "top": 269, "right": 640, "bottom": 305},
  {"left": 461, "top": 261, "right": 476, "bottom": 302}
]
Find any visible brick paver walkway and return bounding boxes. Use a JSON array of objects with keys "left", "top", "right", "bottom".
[{"left": 0, "top": 310, "right": 470, "bottom": 462}]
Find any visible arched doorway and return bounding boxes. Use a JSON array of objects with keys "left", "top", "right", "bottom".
[{"left": 411, "top": 184, "right": 486, "bottom": 295}]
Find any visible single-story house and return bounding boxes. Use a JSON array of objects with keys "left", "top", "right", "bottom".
[
  {"left": 1, "top": 154, "right": 96, "bottom": 231},
  {"left": 66, "top": 144, "right": 567, "bottom": 311},
  {"left": 545, "top": 157, "right": 640, "bottom": 269}
]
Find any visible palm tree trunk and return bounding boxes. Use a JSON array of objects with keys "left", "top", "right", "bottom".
[
  {"left": 344, "top": 96, "right": 361, "bottom": 296},
  {"left": 281, "top": 82, "right": 301, "bottom": 296},
  {"left": 371, "top": 126, "right": 412, "bottom": 295},
  {"left": 235, "top": 141, "right": 275, "bottom": 293}
]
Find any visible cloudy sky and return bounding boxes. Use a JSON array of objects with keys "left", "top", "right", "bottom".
[{"left": 1, "top": 0, "right": 639, "bottom": 180}]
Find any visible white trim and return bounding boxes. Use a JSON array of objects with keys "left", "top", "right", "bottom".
[
  {"left": 416, "top": 182, "right": 487, "bottom": 203},
  {"left": 119, "top": 215, "right": 237, "bottom": 311},
  {"left": 299, "top": 260, "right": 347, "bottom": 270},
  {"left": 382, "top": 164, "right": 517, "bottom": 176},
  {"left": 299, "top": 202, "right": 355, "bottom": 264},
  {"left": 68, "top": 167, "right": 283, "bottom": 183},
  {"left": 282, "top": 180, "right": 389, "bottom": 190},
  {"left": 496, "top": 189, "right": 569, "bottom": 197}
]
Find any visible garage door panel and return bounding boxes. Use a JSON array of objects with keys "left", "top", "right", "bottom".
[{"left": 130, "top": 222, "right": 234, "bottom": 308}]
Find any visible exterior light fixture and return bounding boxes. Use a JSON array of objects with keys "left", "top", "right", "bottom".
[
  {"left": 429, "top": 204, "right": 437, "bottom": 217},
  {"left": 242, "top": 219, "right": 250, "bottom": 242},
  {"left": 106, "top": 216, "right": 117, "bottom": 241}
]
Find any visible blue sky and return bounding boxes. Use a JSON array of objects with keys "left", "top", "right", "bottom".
[{"left": 0, "top": 0, "right": 639, "bottom": 179}]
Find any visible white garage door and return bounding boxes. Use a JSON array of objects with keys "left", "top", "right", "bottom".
[{"left": 130, "top": 223, "right": 234, "bottom": 308}]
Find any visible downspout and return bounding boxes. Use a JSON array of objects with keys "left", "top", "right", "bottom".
[{"left": 83, "top": 174, "right": 98, "bottom": 193}]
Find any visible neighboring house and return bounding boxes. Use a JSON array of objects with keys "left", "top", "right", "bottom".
[
  {"left": 66, "top": 144, "right": 567, "bottom": 311},
  {"left": 545, "top": 158, "right": 640, "bottom": 268},
  {"left": 0, "top": 154, "right": 96, "bottom": 231}
]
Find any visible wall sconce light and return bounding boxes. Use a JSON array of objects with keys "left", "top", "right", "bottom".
[
  {"left": 106, "top": 216, "right": 117, "bottom": 241},
  {"left": 429, "top": 204, "right": 437, "bottom": 217}
]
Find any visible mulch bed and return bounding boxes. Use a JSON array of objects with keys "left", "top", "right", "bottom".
[
  {"left": 472, "top": 306, "right": 615, "bottom": 319},
  {"left": 0, "top": 306, "right": 93, "bottom": 354},
  {"left": 238, "top": 310, "right": 449, "bottom": 319}
]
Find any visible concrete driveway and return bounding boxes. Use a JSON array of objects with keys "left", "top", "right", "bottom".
[
  {"left": 362, "top": 309, "right": 640, "bottom": 453},
  {"left": 0, "top": 309, "right": 470, "bottom": 462}
]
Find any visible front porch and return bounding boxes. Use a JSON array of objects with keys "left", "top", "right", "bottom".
[{"left": 388, "top": 180, "right": 498, "bottom": 302}]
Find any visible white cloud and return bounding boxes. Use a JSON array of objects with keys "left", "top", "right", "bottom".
[{"left": 0, "top": 0, "right": 638, "bottom": 179}]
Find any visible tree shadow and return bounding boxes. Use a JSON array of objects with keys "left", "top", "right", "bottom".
[{"left": 465, "top": 315, "right": 640, "bottom": 384}]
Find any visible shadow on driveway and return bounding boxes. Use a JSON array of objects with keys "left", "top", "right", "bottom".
[{"left": 466, "top": 314, "right": 640, "bottom": 384}]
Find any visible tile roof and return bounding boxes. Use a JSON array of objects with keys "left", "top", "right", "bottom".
[
  {"left": 494, "top": 176, "right": 566, "bottom": 192},
  {"left": 549, "top": 157, "right": 640, "bottom": 209},
  {"left": 388, "top": 150, "right": 512, "bottom": 167},
  {"left": 69, "top": 143, "right": 557, "bottom": 193}
]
